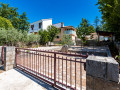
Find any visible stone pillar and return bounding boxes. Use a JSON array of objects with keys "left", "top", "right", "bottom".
[
  {"left": 4, "top": 46, "right": 15, "bottom": 71},
  {"left": 86, "top": 56, "right": 120, "bottom": 90}
]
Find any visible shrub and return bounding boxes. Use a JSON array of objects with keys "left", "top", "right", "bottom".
[
  {"left": 0, "top": 28, "right": 40, "bottom": 47},
  {"left": 38, "top": 30, "right": 49, "bottom": 45},
  {"left": 60, "top": 34, "right": 74, "bottom": 45}
]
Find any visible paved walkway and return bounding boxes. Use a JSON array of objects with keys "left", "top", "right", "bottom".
[{"left": 0, "top": 69, "right": 56, "bottom": 90}]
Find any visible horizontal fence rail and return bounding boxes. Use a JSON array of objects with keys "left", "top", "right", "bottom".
[{"left": 15, "top": 48, "right": 88, "bottom": 90}]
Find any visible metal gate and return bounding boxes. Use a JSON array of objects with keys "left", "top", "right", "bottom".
[{"left": 15, "top": 48, "right": 88, "bottom": 90}]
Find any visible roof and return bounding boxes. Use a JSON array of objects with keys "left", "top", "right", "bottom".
[
  {"left": 61, "top": 26, "right": 76, "bottom": 30},
  {"left": 96, "top": 31, "right": 114, "bottom": 36},
  {"left": 30, "top": 18, "right": 52, "bottom": 25}
]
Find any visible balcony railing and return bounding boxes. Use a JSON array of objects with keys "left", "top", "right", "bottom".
[{"left": 64, "top": 30, "right": 75, "bottom": 35}]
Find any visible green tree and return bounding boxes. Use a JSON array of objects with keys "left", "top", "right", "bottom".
[
  {"left": 38, "top": 29, "right": 49, "bottom": 45},
  {"left": 47, "top": 25, "right": 60, "bottom": 43},
  {"left": 19, "top": 12, "right": 29, "bottom": 32},
  {"left": 0, "top": 3, "right": 29, "bottom": 31},
  {"left": 0, "top": 16, "right": 13, "bottom": 29},
  {"left": 96, "top": 0, "right": 120, "bottom": 40},
  {"left": 76, "top": 18, "right": 95, "bottom": 43},
  {"left": 61, "top": 34, "right": 73, "bottom": 45}
]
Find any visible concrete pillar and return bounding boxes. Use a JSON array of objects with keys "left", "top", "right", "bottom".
[
  {"left": 86, "top": 56, "right": 120, "bottom": 90},
  {"left": 4, "top": 46, "right": 15, "bottom": 71}
]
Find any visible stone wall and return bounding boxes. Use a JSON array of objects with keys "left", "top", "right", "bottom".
[
  {"left": 3, "top": 46, "right": 15, "bottom": 71},
  {"left": 86, "top": 56, "right": 120, "bottom": 90}
]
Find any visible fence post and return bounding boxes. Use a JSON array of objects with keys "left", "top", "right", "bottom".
[
  {"left": 54, "top": 53, "right": 56, "bottom": 86},
  {"left": 15, "top": 48, "right": 17, "bottom": 67},
  {"left": 2, "top": 46, "right": 4, "bottom": 64}
]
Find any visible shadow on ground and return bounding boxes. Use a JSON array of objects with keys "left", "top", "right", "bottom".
[{"left": 14, "top": 68, "right": 57, "bottom": 90}]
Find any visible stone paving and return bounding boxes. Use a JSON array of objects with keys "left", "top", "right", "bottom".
[{"left": 0, "top": 69, "right": 57, "bottom": 90}]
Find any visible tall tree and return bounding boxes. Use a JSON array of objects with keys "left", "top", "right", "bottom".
[
  {"left": 0, "top": 16, "right": 13, "bottom": 29},
  {"left": 19, "top": 12, "right": 29, "bottom": 32},
  {"left": 0, "top": 3, "right": 29, "bottom": 31},
  {"left": 47, "top": 25, "right": 60, "bottom": 43},
  {"left": 76, "top": 18, "right": 95, "bottom": 43},
  {"left": 96, "top": 0, "right": 120, "bottom": 40},
  {"left": 94, "top": 16, "right": 101, "bottom": 31},
  {"left": 38, "top": 29, "right": 49, "bottom": 45}
]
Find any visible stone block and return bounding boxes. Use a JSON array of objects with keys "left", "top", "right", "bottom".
[
  {"left": 4, "top": 65, "right": 14, "bottom": 71},
  {"left": 86, "top": 56, "right": 119, "bottom": 82},
  {"left": 3, "top": 46, "right": 15, "bottom": 71}
]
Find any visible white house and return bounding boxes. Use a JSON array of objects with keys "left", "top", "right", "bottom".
[
  {"left": 29, "top": 18, "right": 52, "bottom": 34},
  {"left": 29, "top": 18, "right": 77, "bottom": 44}
]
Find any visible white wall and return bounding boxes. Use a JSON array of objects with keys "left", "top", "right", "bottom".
[
  {"left": 29, "top": 19, "right": 52, "bottom": 33},
  {"left": 42, "top": 19, "right": 52, "bottom": 30},
  {"left": 53, "top": 23, "right": 64, "bottom": 28},
  {"left": 29, "top": 21, "right": 42, "bottom": 33}
]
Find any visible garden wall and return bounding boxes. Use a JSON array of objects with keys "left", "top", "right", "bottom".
[{"left": 86, "top": 56, "right": 120, "bottom": 90}]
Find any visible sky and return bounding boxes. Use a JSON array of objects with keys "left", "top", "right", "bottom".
[{"left": 0, "top": 0, "right": 101, "bottom": 27}]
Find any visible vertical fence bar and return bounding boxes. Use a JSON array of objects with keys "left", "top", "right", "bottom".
[
  {"left": 38, "top": 53, "right": 40, "bottom": 74},
  {"left": 51, "top": 55, "right": 52, "bottom": 79},
  {"left": 40, "top": 53, "right": 41, "bottom": 73},
  {"left": 15, "top": 48, "right": 17, "bottom": 67},
  {"left": 45, "top": 54, "right": 46, "bottom": 76},
  {"left": 26, "top": 51, "right": 29, "bottom": 68},
  {"left": 75, "top": 58, "right": 76, "bottom": 89},
  {"left": 70, "top": 58, "right": 72, "bottom": 88},
  {"left": 62, "top": 56, "right": 63, "bottom": 86},
  {"left": 48, "top": 54, "right": 49, "bottom": 78},
  {"left": 54, "top": 53, "right": 56, "bottom": 86},
  {"left": 36, "top": 51, "right": 37, "bottom": 75},
  {"left": 34, "top": 52, "right": 35, "bottom": 71},
  {"left": 43, "top": 54, "right": 44, "bottom": 75},
  {"left": 58, "top": 56, "right": 59, "bottom": 81},
  {"left": 24, "top": 50, "right": 25, "bottom": 70},
  {"left": 32, "top": 52, "right": 33, "bottom": 71},
  {"left": 66, "top": 57, "right": 67, "bottom": 88},
  {"left": 80, "top": 59, "right": 82, "bottom": 90},
  {"left": 30, "top": 52, "right": 31, "bottom": 70}
]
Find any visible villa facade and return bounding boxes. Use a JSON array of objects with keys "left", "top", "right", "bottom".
[{"left": 29, "top": 19, "right": 77, "bottom": 44}]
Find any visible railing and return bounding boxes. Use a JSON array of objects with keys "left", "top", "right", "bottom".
[
  {"left": 15, "top": 48, "right": 88, "bottom": 90},
  {"left": 64, "top": 30, "right": 76, "bottom": 35}
]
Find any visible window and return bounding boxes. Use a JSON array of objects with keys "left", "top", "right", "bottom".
[
  {"left": 31, "top": 25, "right": 34, "bottom": 30},
  {"left": 39, "top": 22, "right": 42, "bottom": 28},
  {"left": 56, "top": 36, "right": 59, "bottom": 39}
]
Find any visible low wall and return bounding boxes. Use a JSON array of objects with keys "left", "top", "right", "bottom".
[
  {"left": 86, "top": 56, "right": 120, "bottom": 90},
  {"left": 1, "top": 46, "right": 15, "bottom": 71}
]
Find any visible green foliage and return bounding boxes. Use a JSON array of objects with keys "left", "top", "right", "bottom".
[
  {"left": 0, "top": 28, "right": 40, "bottom": 46},
  {"left": 38, "top": 29, "right": 49, "bottom": 45},
  {"left": 27, "top": 33, "right": 40, "bottom": 45},
  {"left": 60, "top": 34, "right": 74, "bottom": 45},
  {"left": 76, "top": 18, "right": 95, "bottom": 43},
  {"left": 115, "top": 52, "right": 120, "bottom": 60},
  {"left": 96, "top": 0, "right": 120, "bottom": 40},
  {"left": 0, "top": 16, "right": 13, "bottom": 29},
  {"left": 0, "top": 3, "right": 29, "bottom": 31},
  {"left": 47, "top": 25, "right": 60, "bottom": 42}
]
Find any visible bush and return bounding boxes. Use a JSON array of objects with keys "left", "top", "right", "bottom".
[
  {"left": 38, "top": 30, "right": 49, "bottom": 45},
  {"left": 0, "top": 28, "right": 40, "bottom": 47},
  {"left": 60, "top": 34, "right": 74, "bottom": 45}
]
